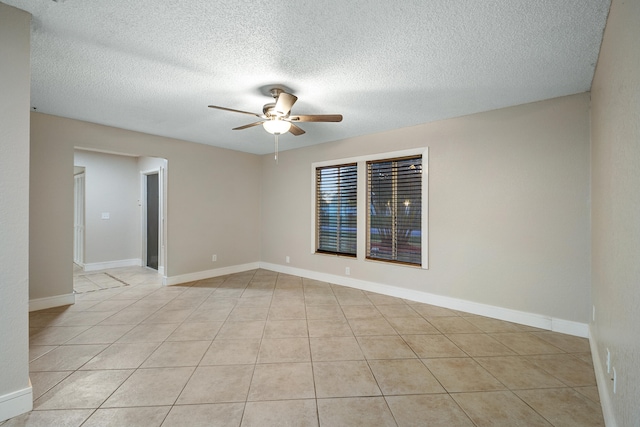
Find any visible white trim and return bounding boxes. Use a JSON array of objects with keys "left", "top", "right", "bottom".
[
  {"left": 164, "top": 262, "right": 260, "bottom": 286},
  {"left": 0, "top": 384, "right": 32, "bottom": 422},
  {"left": 29, "top": 293, "right": 76, "bottom": 312},
  {"left": 589, "top": 325, "right": 618, "bottom": 427},
  {"left": 260, "top": 262, "right": 589, "bottom": 338},
  {"left": 83, "top": 258, "right": 142, "bottom": 272}
]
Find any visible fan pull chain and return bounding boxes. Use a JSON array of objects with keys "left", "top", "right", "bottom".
[{"left": 274, "top": 134, "right": 279, "bottom": 164}]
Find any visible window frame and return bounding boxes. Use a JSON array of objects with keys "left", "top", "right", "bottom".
[{"left": 311, "top": 147, "right": 428, "bottom": 269}]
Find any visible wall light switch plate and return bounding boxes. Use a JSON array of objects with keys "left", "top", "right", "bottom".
[{"left": 101, "top": 212, "right": 110, "bottom": 220}]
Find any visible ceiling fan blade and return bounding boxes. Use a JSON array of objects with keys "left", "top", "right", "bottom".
[
  {"left": 288, "top": 123, "right": 306, "bottom": 136},
  {"left": 208, "top": 105, "right": 262, "bottom": 118},
  {"left": 274, "top": 92, "right": 298, "bottom": 116},
  {"left": 232, "top": 121, "right": 264, "bottom": 130},
  {"left": 289, "top": 114, "right": 343, "bottom": 122}
]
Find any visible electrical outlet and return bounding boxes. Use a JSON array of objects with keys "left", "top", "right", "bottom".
[
  {"left": 212, "top": 254, "right": 217, "bottom": 262},
  {"left": 345, "top": 267, "right": 350, "bottom": 276},
  {"left": 286, "top": 256, "right": 290, "bottom": 264}
]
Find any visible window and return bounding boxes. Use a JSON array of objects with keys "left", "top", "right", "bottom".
[
  {"left": 315, "top": 163, "right": 357, "bottom": 256},
  {"left": 367, "top": 155, "right": 422, "bottom": 265}
]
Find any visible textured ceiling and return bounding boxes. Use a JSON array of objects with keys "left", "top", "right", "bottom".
[{"left": 5, "top": 0, "right": 610, "bottom": 155}]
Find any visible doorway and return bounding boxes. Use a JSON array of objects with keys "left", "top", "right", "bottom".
[
  {"left": 146, "top": 172, "right": 159, "bottom": 270},
  {"left": 73, "top": 169, "right": 85, "bottom": 266}
]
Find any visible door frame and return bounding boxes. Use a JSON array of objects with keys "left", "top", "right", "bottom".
[
  {"left": 73, "top": 171, "right": 85, "bottom": 267},
  {"left": 141, "top": 167, "right": 165, "bottom": 274}
]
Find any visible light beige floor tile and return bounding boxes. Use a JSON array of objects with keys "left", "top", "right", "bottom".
[
  {"left": 452, "top": 391, "right": 552, "bottom": 427},
  {"left": 317, "top": 397, "right": 396, "bottom": 427},
  {"left": 475, "top": 356, "right": 565, "bottom": 389},
  {"left": 342, "top": 305, "right": 382, "bottom": 319},
  {"left": 376, "top": 304, "right": 420, "bottom": 318},
  {"left": 35, "top": 369, "right": 133, "bottom": 409},
  {"left": 428, "top": 316, "right": 483, "bottom": 334},
  {"left": 65, "top": 324, "right": 135, "bottom": 345},
  {"left": 29, "top": 345, "right": 57, "bottom": 362},
  {"left": 242, "top": 399, "right": 318, "bottom": 427},
  {"left": 447, "top": 333, "right": 516, "bottom": 356},
  {"left": 257, "top": 337, "right": 311, "bottom": 363},
  {"left": 356, "top": 335, "right": 416, "bottom": 359},
  {"left": 50, "top": 311, "right": 118, "bottom": 327},
  {"left": 410, "top": 303, "right": 458, "bottom": 317},
  {"left": 264, "top": 319, "right": 308, "bottom": 338},
  {"left": 368, "top": 359, "right": 445, "bottom": 395},
  {"left": 304, "top": 293, "right": 339, "bottom": 305},
  {"left": 386, "top": 394, "right": 475, "bottom": 426},
  {"left": 216, "top": 320, "right": 265, "bottom": 339},
  {"left": 186, "top": 305, "right": 234, "bottom": 322},
  {"left": 490, "top": 332, "right": 564, "bottom": 355},
  {"left": 574, "top": 385, "right": 601, "bottom": 403},
  {"left": 305, "top": 305, "right": 345, "bottom": 320},
  {"left": 29, "top": 344, "right": 107, "bottom": 372},
  {"left": 531, "top": 331, "right": 592, "bottom": 353},
  {"left": 166, "top": 321, "right": 223, "bottom": 341},
  {"left": 102, "top": 366, "right": 194, "bottom": 407},
  {"left": 80, "top": 342, "right": 159, "bottom": 370},
  {"left": 335, "top": 294, "right": 374, "bottom": 306},
  {"left": 228, "top": 306, "right": 270, "bottom": 321},
  {"left": 200, "top": 338, "right": 260, "bottom": 365},
  {"left": 1, "top": 409, "right": 93, "bottom": 427},
  {"left": 141, "top": 340, "right": 210, "bottom": 367},
  {"left": 81, "top": 406, "right": 170, "bottom": 427},
  {"left": 308, "top": 319, "right": 353, "bottom": 337},
  {"left": 29, "top": 326, "right": 91, "bottom": 346},
  {"left": 162, "top": 403, "right": 245, "bottom": 427},
  {"left": 349, "top": 317, "right": 397, "bottom": 336},
  {"left": 423, "top": 358, "right": 505, "bottom": 392},
  {"left": 268, "top": 302, "right": 307, "bottom": 320},
  {"left": 236, "top": 295, "right": 273, "bottom": 307},
  {"left": 313, "top": 360, "right": 381, "bottom": 398},
  {"left": 248, "top": 362, "right": 315, "bottom": 401},
  {"left": 526, "top": 353, "right": 597, "bottom": 386},
  {"left": 142, "top": 308, "right": 195, "bottom": 324},
  {"left": 29, "top": 371, "right": 73, "bottom": 400},
  {"left": 85, "top": 299, "right": 136, "bottom": 312},
  {"left": 515, "top": 388, "right": 605, "bottom": 427},
  {"left": 463, "top": 316, "right": 523, "bottom": 332},
  {"left": 116, "top": 323, "right": 180, "bottom": 343},
  {"left": 366, "top": 293, "right": 405, "bottom": 305},
  {"left": 177, "top": 365, "right": 254, "bottom": 404},
  {"left": 415, "top": 340, "right": 458, "bottom": 367},
  {"left": 97, "top": 309, "right": 153, "bottom": 325},
  {"left": 310, "top": 336, "right": 365, "bottom": 361},
  {"left": 387, "top": 317, "right": 439, "bottom": 334}
]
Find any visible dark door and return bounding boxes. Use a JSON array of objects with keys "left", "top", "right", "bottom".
[{"left": 146, "top": 173, "right": 159, "bottom": 270}]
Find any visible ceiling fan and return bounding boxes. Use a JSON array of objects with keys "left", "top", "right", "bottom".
[{"left": 208, "top": 87, "right": 343, "bottom": 137}]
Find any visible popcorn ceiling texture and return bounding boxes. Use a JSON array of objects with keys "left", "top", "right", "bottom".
[{"left": 5, "top": 0, "right": 610, "bottom": 154}]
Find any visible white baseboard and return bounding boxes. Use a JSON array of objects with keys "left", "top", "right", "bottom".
[
  {"left": 164, "top": 262, "right": 261, "bottom": 286},
  {"left": 260, "top": 262, "right": 589, "bottom": 338},
  {"left": 589, "top": 325, "right": 618, "bottom": 427},
  {"left": 84, "top": 258, "right": 142, "bottom": 272},
  {"left": 0, "top": 383, "right": 32, "bottom": 423},
  {"left": 29, "top": 293, "right": 75, "bottom": 312}
]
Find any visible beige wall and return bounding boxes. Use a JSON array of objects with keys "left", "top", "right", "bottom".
[
  {"left": 30, "top": 113, "right": 261, "bottom": 300},
  {"left": 590, "top": 0, "right": 640, "bottom": 424},
  {"left": 74, "top": 150, "right": 141, "bottom": 265},
  {"left": 0, "top": 3, "right": 32, "bottom": 420},
  {"left": 261, "top": 93, "right": 591, "bottom": 324}
]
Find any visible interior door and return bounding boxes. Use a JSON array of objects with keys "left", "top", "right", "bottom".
[{"left": 146, "top": 173, "right": 159, "bottom": 270}]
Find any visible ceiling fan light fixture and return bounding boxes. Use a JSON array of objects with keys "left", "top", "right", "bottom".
[{"left": 263, "top": 119, "right": 291, "bottom": 135}]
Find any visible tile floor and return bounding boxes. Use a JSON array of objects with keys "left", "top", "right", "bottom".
[{"left": 3, "top": 267, "right": 604, "bottom": 426}]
